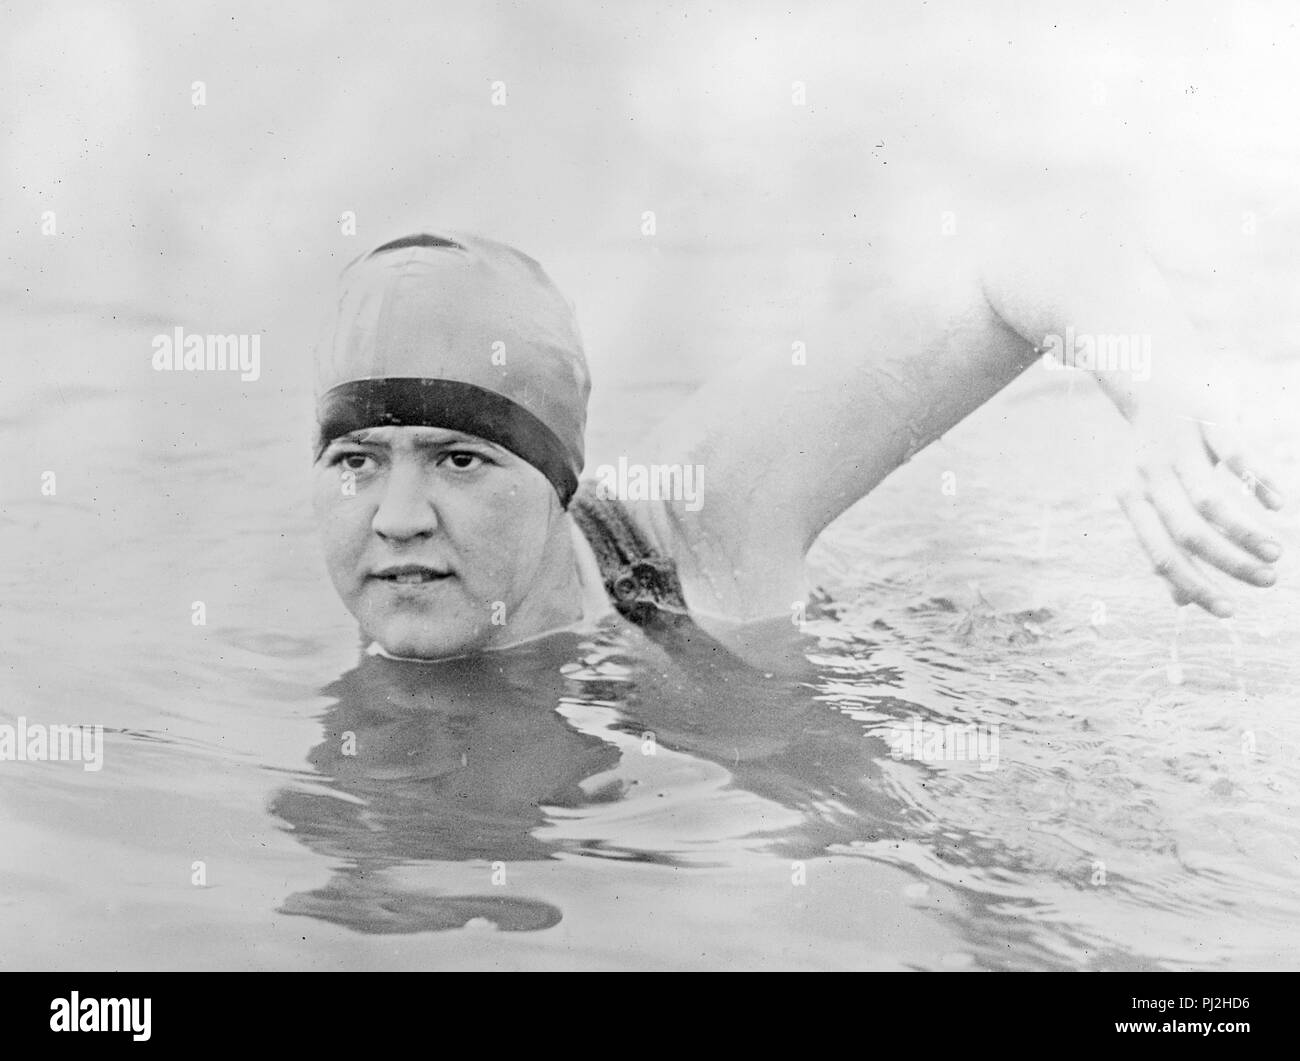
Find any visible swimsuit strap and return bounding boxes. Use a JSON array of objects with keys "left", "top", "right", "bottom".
[{"left": 568, "top": 481, "right": 690, "bottom": 626}]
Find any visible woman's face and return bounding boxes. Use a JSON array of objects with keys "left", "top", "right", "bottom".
[{"left": 313, "top": 425, "right": 570, "bottom": 659}]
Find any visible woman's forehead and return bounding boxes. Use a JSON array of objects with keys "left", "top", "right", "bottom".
[{"left": 340, "top": 425, "right": 497, "bottom": 447}]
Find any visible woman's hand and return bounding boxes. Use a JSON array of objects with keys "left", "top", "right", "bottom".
[
  {"left": 1117, "top": 408, "right": 1284, "bottom": 617},
  {"left": 974, "top": 202, "right": 1286, "bottom": 620}
]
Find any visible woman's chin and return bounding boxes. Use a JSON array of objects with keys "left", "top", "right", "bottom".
[{"left": 364, "top": 618, "right": 489, "bottom": 662}]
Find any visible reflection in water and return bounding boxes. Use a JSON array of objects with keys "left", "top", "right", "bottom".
[
  {"left": 273, "top": 610, "right": 923, "bottom": 934},
  {"left": 274, "top": 632, "right": 613, "bottom": 932}
]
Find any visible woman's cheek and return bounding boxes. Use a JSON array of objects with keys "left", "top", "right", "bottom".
[
  {"left": 459, "top": 493, "right": 546, "bottom": 592},
  {"left": 315, "top": 494, "right": 370, "bottom": 593},
  {"left": 311, "top": 467, "right": 350, "bottom": 518}
]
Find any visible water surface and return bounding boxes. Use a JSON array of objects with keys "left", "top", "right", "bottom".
[{"left": 1, "top": 291, "right": 1297, "bottom": 971}]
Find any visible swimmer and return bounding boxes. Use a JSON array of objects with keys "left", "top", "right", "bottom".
[{"left": 312, "top": 223, "right": 1285, "bottom": 662}]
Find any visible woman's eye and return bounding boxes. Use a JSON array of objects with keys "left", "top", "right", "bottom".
[
  {"left": 329, "top": 451, "right": 377, "bottom": 473},
  {"left": 442, "top": 451, "right": 486, "bottom": 471}
]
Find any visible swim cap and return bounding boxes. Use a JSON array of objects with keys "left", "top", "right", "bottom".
[{"left": 315, "top": 232, "right": 590, "bottom": 506}]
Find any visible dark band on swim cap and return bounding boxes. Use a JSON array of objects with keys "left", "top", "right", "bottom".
[{"left": 316, "top": 377, "right": 580, "bottom": 506}]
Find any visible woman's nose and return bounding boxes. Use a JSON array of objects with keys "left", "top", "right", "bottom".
[{"left": 371, "top": 463, "right": 439, "bottom": 541}]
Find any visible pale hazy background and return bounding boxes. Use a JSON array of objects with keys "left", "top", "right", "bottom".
[
  {"left": 4, "top": 0, "right": 1300, "bottom": 971},
  {"left": 5, "top": 0, "right": 1300, "bottom": 414}
]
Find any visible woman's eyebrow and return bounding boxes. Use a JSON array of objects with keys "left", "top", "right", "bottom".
[
  {"left": 334, "top": 430, "right": 385, "bottom": 445},
  {"left": 325, "top": 430, "right": 504, "bottom": 453},
  {"left": 409, "top": 434, "right": 498, "bottom": 451},
  {"left": 326, "top": 432, "right": 501, "bottom": 452}
]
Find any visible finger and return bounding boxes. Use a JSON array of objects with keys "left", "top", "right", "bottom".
[
  {"left": 1201, "top": 421, "right": 1286, "bottom": 510},
  {"left": 1119, "top": 489, "right": 1233, "bottom": 617},
  {"left": 1173, "top": 449, "right": 1283, "bottom": 563},
  {"left": 1145, "top": 472, "right": 1276, "bottom": 588}
]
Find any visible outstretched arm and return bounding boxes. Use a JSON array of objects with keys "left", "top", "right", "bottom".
[{"left": 628, "top": 209, "right": 1282, "bottom": 622}]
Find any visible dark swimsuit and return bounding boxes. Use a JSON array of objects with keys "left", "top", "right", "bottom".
[{"left": 567, "top": 479, "right": 692, "bottom": 630}]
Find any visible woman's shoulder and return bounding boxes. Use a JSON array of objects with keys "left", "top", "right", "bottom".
[{"left": 568, "top": 477, "right": 810, "bottom": 630}]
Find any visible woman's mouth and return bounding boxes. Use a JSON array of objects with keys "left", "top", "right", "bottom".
[{"left": 371, "top": 564, "right": 453, "bottom": 585}]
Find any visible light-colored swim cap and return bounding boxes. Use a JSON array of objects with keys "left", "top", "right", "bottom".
[{"left": 316, "top": 232, "right": 590, "bottom": 505}]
